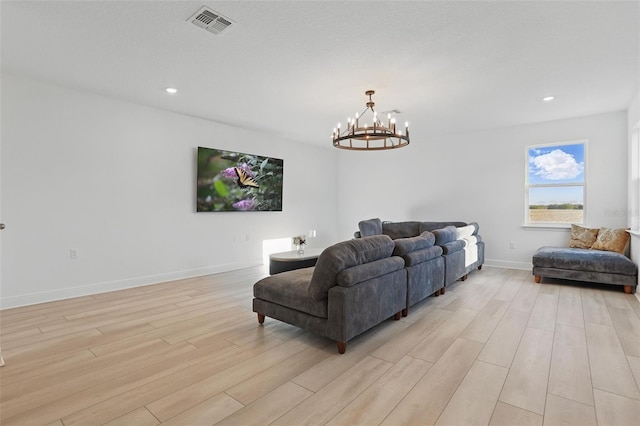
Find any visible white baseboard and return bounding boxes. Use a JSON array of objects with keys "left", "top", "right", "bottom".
[
  {"left": 484, "top": 258, "right": 532, "bottom": 271},
  {"left": 0, "top": 260, "right": 263, "bottom": 310}
]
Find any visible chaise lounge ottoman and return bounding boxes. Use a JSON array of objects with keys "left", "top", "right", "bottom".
[{"left": 532, "top": 246, "right": 637, "bottom": 294}]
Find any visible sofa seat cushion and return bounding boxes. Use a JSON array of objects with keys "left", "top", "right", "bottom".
[
  {"left": 254, "top": 268, "right": 327, "bottom": 318},
  {"left": 533, "top": 246, "right": 637, "bottom": 276}
]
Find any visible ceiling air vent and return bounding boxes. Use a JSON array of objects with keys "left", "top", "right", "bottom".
[{"left": 188, "top": 6, "right": 234, "bottom": 35}]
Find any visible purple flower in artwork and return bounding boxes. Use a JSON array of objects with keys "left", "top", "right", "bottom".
[
  {"left": 232, "top": 198, "right": 256, "bottom": 211},
  {"left": 221, "top": 167, "right": 237, "bottom": 179}
]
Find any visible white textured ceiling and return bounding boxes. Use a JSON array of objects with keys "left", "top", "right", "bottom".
[{"left": 1, "top": 1, "right": 638, "bottom": 147}]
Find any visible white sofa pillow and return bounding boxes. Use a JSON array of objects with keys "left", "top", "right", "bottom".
[{"left": 456, "top": 225, "right": 475, "bottom": 240}]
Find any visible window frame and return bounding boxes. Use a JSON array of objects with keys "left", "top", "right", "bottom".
[{"left": 524, "top": 140, "right": 588, "bottom": 228}]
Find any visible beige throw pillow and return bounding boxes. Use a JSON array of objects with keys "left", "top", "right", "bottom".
[
  {"left": 569, "top": 224, "right": 599, "bottom": 249},
  {"left": 590, "top": 228, "right": 630, "bottom": 254}
]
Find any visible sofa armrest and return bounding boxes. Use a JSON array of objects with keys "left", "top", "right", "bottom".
[
  {"left": 402, "top": 246, "right": 443, "bottom": 266},
  {"left": 392, "top": 233, "right": 435, "bottom": 256},
  {"left": 440, "top": 240, "right": 466, "bottom": 254}
]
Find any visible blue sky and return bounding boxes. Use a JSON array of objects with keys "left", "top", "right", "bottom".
[{"left": 528, "top": 143, "right": 585, "bottom": 205}]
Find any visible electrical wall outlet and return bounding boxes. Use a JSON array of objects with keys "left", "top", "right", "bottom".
[
  {"left": 70, "top": 249, "right": 78, "bottom": 259},
  {"left": 509, "top": 242, "right": 515, "bottom": 250}
]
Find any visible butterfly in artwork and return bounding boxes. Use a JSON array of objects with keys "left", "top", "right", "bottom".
[{"left": 234, "top": 167, "right": 259, "bottom": 188}]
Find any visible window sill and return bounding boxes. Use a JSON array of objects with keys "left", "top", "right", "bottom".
[{"left": 521, "top": 224, "right": 572, "bottom": 231}]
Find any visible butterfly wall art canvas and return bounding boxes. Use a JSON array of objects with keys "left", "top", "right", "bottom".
[{"left": 196, "top": 147, "right": 284, "bottom": 212}]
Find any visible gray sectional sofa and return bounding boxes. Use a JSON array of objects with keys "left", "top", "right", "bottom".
[
  {"left": 356, "top": 218, "right": 484, "bottom": 311},
  {"left": 253, "top": 235, "right": 407, "bottom": 354},
  {"left": 252, "top": 220, "right": 485, "bottom": 353}
]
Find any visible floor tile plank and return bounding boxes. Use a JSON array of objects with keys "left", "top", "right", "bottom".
[
  {"left": 434, "top": 360, "right": 508, "bottom": 426},
  {"left": 460, "top": 299, "right": 510, "bottom": 343},
  {"left": 488, "top": 402, "right": 542, "bottom": 426},
  {"left": 608, "top": 306, "right": 640, "bottom": 357},
  {"left": 548, "top": 324, "right": 594, "bottom": 406},
  {"left": 499, "top": 327, "right": 554, "bottom": 415},
  {"left": 544, "top": 393, "right": 597, "bottom": 426},
  {"left": 581, "top": 288, "right": 613, "bottom": 326},
  {"left": 556, "top": 286, "right": 584, "bottom": 328},
  {"left": 593, "top": 388, "right": 640, "bottom": 426},
  {"left": 161, "top": 393, "right": 243, "bottom": 426},
  {"left": 585, "top": 322, "right": 640, "bottom": 400},
  {"left": 271, "top": 356, "right": 392, "bottom": 426},
  {"left": 380, "top": 338, "right": 484, "bottom": 426},
  {"left": 216, "top": 381, "right": 313, "bottom": 426},
  {"left": 477, "top": 309, "right": 530, "bottom": 368},
  {"left": 326, "top": 355, "right": 433, "bottom": 426}
]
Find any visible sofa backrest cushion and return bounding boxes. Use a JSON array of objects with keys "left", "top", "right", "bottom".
[
  {"left": 419, "top": 221, "right": 468, "bottom": 233},
  {"left": 382, "top": 221, "right": 422, "bottom": 239},
  {"left": 392, "top": 233, "right": 435, "bottom": 257},
  {"left": 308, "top": 235, "right": 395, "bottom": 300},
  {"left": 358, "top": 218, "right": 383, "bottom": 237},
  {"left": 433, "top": 226, "right": 458, "bottom": 245},
  {"left": 336, "top": 257, "right": 405, "bottom": 287}
]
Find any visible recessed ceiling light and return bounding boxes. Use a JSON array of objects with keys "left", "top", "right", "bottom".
[
  {"left": 542, "top": 96, "right": 555, "bottom": 102},
  {"left": 165, "top": 87, "right": 178, "bottom": 94}
]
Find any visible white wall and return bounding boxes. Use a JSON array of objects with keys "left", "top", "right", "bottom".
[
  {"left": 1, "top": 72, "right": 632, "bottom": 308},
  {"left": 628, "top": 91, "right": 640, "bottom": 230},
  {"left": 627, "top": 90, "right": 640, "bottom": 302},
  {"left": 338, "top": 111, "right": 629, "bottom": 270},
  {"left": 0, "top": 74, "right": 338, "bottom": 308}
]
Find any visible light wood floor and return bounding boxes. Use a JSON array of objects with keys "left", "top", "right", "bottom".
[{"left": 1, "top": 266, "right": 640, "bottom": 425}]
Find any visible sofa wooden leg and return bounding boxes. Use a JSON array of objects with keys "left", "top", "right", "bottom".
[
  {"left": 478, "top": 265, "right": 483, "bottom": 270},
  {"left": 257, "top": 313, "right": 265, "bottom": 324},
  {"left": 434, "top": 289, "right": 440, "bottom": 297},
  {"left": 624, "top": 285, "right": 633, "bottom": 294},
  {"left": 402, "top": 308, "right": 408, "bottom": 317},
  {"left": 461, "top": 274, "right": 468, "bottom": 281},
  {"left": 394, "top": 311, "right": 402, "bottom": 320},
  {"left": 337, "top": 341, "right": 347, "bottom": 354},
  {"left": 441, "top": 286, "right": 446, "bottom": 295},
  {"left": 534, "top": 275, "right": 541, "bottom": 284}
]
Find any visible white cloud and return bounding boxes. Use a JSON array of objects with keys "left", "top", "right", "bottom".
[{"left": 531, "top": 149, "right": 583, "bottom": 180}]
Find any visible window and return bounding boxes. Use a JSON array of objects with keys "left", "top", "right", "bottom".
[{"left": 526, "top": 140, "right": 586, "bottom": 225}]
